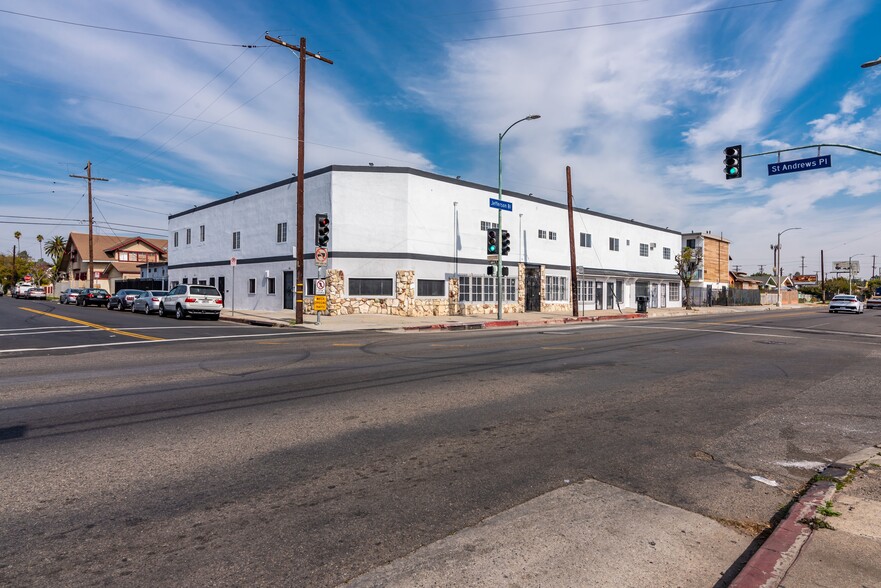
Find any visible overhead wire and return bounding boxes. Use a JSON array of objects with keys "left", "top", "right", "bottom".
[
  {"left": 0, "top": 8, "right": 263, "bottom": 47},
  {"left": 461, "top": 0, "right": 784, "bottom": 40}
]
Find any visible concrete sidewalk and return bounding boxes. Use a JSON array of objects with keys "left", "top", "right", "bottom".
[
  {"left": 338, "top": 447, "right": 881, "bottom": 587},
  {"left": 220, "top": 303, "right": 799, "bottom": 331}
]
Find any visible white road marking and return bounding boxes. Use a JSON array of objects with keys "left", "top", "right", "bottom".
[
  {"left": 0, "top": 330, "right": 317, "bottom": 354},
  {"left": 774, "top": 460, "right": 826, "bottom": 470},
  {"left": 751, "top": 475, "right": 780, "bottom": 487}
]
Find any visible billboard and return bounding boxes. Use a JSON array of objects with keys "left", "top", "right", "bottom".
[
  {"left": 833, "top": 261, "right": 860, "bottom": 273},
  {"left": 792, "top": 275, "right": 818, "bottom": 286}
]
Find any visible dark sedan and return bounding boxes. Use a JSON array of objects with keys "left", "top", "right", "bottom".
[
  {"left": 108, "top": 289, "right": 144, "bottom": 311},
  {"left": 77, "top": 288, "right": 110, "bottom": 307}
]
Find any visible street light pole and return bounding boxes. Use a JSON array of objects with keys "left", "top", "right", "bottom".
[
  {"left": 776, "top": 227, "right": 801, "bottom": 307},
  {"left": 497, "top": 115, "right": 540, "bottom": 320},
  {"left": 848, "top": 253, "right": 864, "bottom": 294}
]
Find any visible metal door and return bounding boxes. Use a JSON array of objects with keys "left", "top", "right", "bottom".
[
  {"left": 525, "top": 267, "right": 541, "bottom": 311},
  {"left": 284, "top": 271, "right": 294, "bottom": 310}
]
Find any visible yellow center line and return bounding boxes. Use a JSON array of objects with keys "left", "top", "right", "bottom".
[{"left": 20, "top": 308, "right": 165, "bottom": 341}]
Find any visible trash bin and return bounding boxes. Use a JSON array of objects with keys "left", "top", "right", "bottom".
[{"left": 636, "top": 296, "right": 648, "bottom": 313}]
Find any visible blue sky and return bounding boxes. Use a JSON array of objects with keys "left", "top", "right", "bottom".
[{"left": 1, "top": 0, "right": 880, "bottom": 277}]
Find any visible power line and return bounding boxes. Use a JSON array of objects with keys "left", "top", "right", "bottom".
[
  {"left": 0, "top": 8, "right": 262, "bottom": 47},
  {"left": 462, "top": 0, "right": 783, "bottom": 41}
]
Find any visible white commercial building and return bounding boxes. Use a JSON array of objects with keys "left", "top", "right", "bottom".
[{"left": 167, "top": 166, "right": 684, "bottom": 316}]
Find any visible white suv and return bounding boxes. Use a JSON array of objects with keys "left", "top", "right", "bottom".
[{"left": 159, "top": 284, "right": 223, "bottom": 320}]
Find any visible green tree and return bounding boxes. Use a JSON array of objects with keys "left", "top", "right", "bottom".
[
  {"left": 44, "top": 235, "right": 67, "bottom": 281},
  {"left": 675, "top": 247, "right": 703, "bottom": 310}
]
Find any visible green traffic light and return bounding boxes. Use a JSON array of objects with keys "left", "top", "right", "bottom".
[{"left": 489, "top": 245, "right": 497, "bottom": 252}]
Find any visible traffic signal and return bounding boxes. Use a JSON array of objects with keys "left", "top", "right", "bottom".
[
  {"left": 487, "top": 229, "right": 498, "bottom": 255},
  {"left": 315, "top": 213, "right": 330, "bottom": 247},
  {"left": 501, "top": 230, "right": 511, "bottom": 256},
  {"left": 724, "top": 145, "right": 742, "bottom": 180},
  {"left": 487, "top": 265, "right": 494, "bottom": 276}
]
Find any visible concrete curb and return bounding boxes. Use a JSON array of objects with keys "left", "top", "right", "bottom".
[
  {"left": 729, "top": 446, "right": 881, "bottom": 587},
  {"left": 402, "top": 312, "right": 647, "bottom": 331}
]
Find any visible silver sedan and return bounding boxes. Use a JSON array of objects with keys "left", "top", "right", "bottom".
[{"left": 131, "top": 290, "right": 168, "bottom": 315}]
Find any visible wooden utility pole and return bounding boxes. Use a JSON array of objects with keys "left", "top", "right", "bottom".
[
  {"left": 70, "top": 161, "right": 109, "bottom": 288},
  {"left": 565, "top": 166, "right": 578, "bottom": 317},
  {"left": 265, "top": 34, "right": 333, "bottom": 324}
]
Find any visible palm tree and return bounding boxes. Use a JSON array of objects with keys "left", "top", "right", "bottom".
[
  {"left": 14, "top": 230, "right": 21, "bottom": 252},
  {"left": 13, "top": 230, "right": 21, "bottom": 283},
  {"left": 36, "top": 235, "right": 43, "bottom": 261},
  {"left": 44, "top": 235, "right": 67, "bottom": 281}
]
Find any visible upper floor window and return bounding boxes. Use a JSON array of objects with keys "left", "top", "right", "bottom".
[
  {"left": 200, "top": 225, "right": 205, "bottom": 242},
  {"left": 663, "top": 247, "right": 671, "bottom": 260},
  {"left": 232, "top": 231, "right": 241, "bottom": 250},
  {"left": 639, "top": 243, "right": 649, "bottom": 257},
  {"left": 277, "top": 222, "right": 287, "bottom": 243},
  {"left": 173, "top": 232, "right": 179, "bottom": 247},
  {"left": 686, "top": 238, "right": 697, "bottom": 249},
  {"left": 549, "top": 231, "right": 557, "bottom": 241},
  {"left": 480, "top": 221, "right": 498, "bottom": 231},
  {"left": 538, "top": 229, "right": 547, "bottom": 239},
  {"left": 186, "top": 228, "right": 192, "bottom": 245},
  {"left": 579, "top": 233, "right": 592, "bottom": 248},
  {"left": 609, "top": 237, "right": 620, "bottom": 251}
]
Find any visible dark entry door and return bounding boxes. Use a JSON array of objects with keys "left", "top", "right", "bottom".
[
  {"left": 525, "top": 267, "right": 541, "bottom": 312},
  {"left": 217, "top": 276, "right": 226, "bottom": 306},
  {"left": 284, "top": 271, "right": 294, "bottom": 310}
]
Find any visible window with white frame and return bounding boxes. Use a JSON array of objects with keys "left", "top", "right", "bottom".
[
  {"left": 609, "top": 237, "right": 619, "bottom": 251},
  {"left": 663, "top": 247, "right": 671, "bottom": 260},
  {"left": 669, "top": 282, "right": 680, "bottom": 301},
  {"left": 549, "top": 231, "right": 557, "bottom": 241},
  {"left": 232, "top": 231, "right": 241, "bottom": 250},
  {"left": 538, "top": 229, "right": 547, "bottom": 239},
  {"left": 186, "top": 228, "right": 191, "bottom": 245},
  {"left": 248, "top": 278, "right": 256, "bottom": 294},
  {"left": 173, "top": 232, "right": 179, "bottom": 247},
  {"left": 457, "top": 275, "right": 516, "bottom": 302},
  {"left": 277, "top": 222, "right": 287, "bottom": 243},
  {"left": 577, "top": 279, "right": 594, "bottom": 302},
  {"left": 545, "top": 275, "right": 568, "bottom": 301},
  {"left": 639, "top": 243, "right": 649, "bottom": 256},
  {"left": 200, "top": 225, "right": 205, "bottom": 242},
  {"left": 480, "top": 221, "right": 498, "bottom": 231},
  {"left": 579, "top": 233, "right": 592, "bottom": 247},
  {"left": 267, "top": 277, "right": 276, "bottom": 295}
]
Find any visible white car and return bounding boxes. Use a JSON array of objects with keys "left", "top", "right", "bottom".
[
  {"left": 829, "top": 294, "right": 863, "bottom": 314},
  {"left": 159, "top": 284, "right": 223, "bottom": 320}
]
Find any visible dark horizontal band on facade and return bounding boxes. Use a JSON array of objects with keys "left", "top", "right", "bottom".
[{"left": 168, "top": 252, "right": 677, "bottom": 281}]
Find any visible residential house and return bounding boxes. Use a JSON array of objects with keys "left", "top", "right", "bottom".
[{"left": 58, "top": 232, "right": 168, "bottom": 293}]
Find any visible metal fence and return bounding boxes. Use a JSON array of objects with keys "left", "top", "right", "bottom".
[{"left": 686, "top": 286, "right": 762, "bottom": 307}]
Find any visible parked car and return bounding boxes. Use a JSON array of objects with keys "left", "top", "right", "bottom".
[
  {"left": 131, "top": 290, "right": 168, "bottom": 315},
  {"left": 829, "top": 294, "right": 863, "bottom": 313},
  {"left": 108, "top": 289, "right": 145, "bottom": 311},
  {"left": 159, "top": 284, "right": 222, "bottom": 320},
  {"left": 865, "top": 296, "right": 881, "bottom": 310},
  {"left": 12, "top": 283, "right": 35, "bottom": 298},
  {"left": 59, "top": 288, "right": 83, "bottom": 305},
  {"left": 77, "top": 288, "right": 110, "bottom": 307},
  {"left": 26, "top": 287, "right": 47, "bottom": 300}
]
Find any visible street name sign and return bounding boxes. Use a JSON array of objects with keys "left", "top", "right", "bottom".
[
  {"left": 489, "top": 198, "right": 513, "bottom": 211},
  {"left": 768, "top": 155, "right": 831, "bottom": 176}
]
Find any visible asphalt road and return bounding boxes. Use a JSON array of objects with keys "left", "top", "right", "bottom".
[{"left": 2, "top": 297, "right": 881, "bottom": 586}]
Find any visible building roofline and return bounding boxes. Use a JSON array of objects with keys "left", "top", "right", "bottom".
[{"left": 168, "top": 165, "right": 682, "bottom": 235}]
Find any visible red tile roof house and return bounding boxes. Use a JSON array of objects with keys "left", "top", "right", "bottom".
[{"left": 58, "top": 232, "right": 168, "bottom": 293}]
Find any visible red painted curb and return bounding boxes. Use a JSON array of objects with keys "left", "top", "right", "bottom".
[
  {"left": 483, "top": 320, "right": 519, "bottom": 328},
  {"left": 729, "top": 481, "right": 836, "bottom": 587}
]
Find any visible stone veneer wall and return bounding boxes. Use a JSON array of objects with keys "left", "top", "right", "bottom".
[{"left": 305, "top": 266, "right": 528, "bottom": 317}]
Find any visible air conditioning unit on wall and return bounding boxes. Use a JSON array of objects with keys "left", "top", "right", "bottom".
[{"left": 650, "top": 243, "right": 656, "bottom": 249}]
